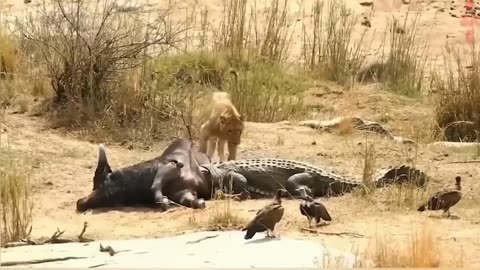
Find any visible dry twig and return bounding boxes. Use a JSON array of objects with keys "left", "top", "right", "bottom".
[
  {"left": 4, "top": 222, "right": 94, "bottom": 247},
  {"left": 186, "top": 234, "right": 219, "bottom": 244},
  {"left": 300, "top": 227, "right": 365, "bottom": 238},
  {"left": 77, "top": 222, "right": 94, "bottom": 242},
  {"left": 0, "top": 256, "right": 88, "bottom": 267}
]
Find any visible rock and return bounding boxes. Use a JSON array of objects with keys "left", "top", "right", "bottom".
[
  {"left": 361, "top": 18, "right": 372, "bottom": 27},
  {"left": 359, "top": 1, "right": 373, "bottom": 7},
  {"left": 1, "top": 231, "right": 356, "bottom": 268}
]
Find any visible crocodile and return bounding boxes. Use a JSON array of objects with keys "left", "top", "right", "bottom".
[{"left": 199, "top": 158, "right": 429, "bottom": 199}]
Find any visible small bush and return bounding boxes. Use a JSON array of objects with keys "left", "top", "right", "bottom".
[
  {"left": 227, "top": 60, "right": 307, "bottom": 123},
  {"left": 0, "top": 143, "right": 34, "bottom": 245},
  {"left": 206, "top": 199, "right": 245, "bottom": 231},
  {"left": 432, "top": 44, "right": 480, "bottom": 142},
  {"left": 301, "top": 0, "right": 369, "bottom": 85},
  {"left": 206, "top": 183, "right": 245, "bottom": 231},
  {"left": 11, "top": 0, "right": 195, "bottom": 145}
]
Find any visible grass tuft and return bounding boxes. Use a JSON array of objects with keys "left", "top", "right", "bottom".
[
  {"left": 432, "top": 43, "right": 480, "bottom": 142},
  {"left": 301, "top": 0, "right": 369, "bottom": 86},
  {"left": 358, "top": 136, "right": 377, "bottom": 197},
  {"left": 0, "top": 141, "right": 34, "bottom": 245},
  {"left": 360, "top": 223, "right": 464, "bottom": 267},
  {"left": 381, "top": 12, "right": 429, "bottom": 97},
  {"left": 206, "top": 196, "right": 245, "bottom": 231}
]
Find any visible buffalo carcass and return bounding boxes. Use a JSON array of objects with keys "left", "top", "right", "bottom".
[{"left": 76, "top": 138, "right": 212, "bottom": 212}]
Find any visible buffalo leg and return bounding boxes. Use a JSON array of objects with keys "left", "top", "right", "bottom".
[
  {"left": 286, "top": 173, "right": 314, "bottom": 197},
  {"left": 171, "top": 189, "right": 206, "bottom": 209},
  {"left": 151, "top": 174, "right": 170, "bottom": 212},
  {"left": 153, "top": 191, "right": 170, "bottom": 211}
]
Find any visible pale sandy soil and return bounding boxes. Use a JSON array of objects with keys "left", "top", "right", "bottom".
[{"left": 1, "top": 0, "right": 480, "bottom": 267}]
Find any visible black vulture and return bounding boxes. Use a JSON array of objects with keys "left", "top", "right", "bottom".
[
  {"left": 243, "top": 189, "right": 287, "bottom": 240},
  {"left": 299, "top": 188, "right": 332, "bottom": 227},
  {"left": 417, "top": 176, "right": 462, "bottom": 217}
]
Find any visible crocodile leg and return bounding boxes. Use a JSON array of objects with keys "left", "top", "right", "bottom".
[
  {"left": 171, "top": 189, "right": 206, "bottom": 209},
  {"left": 223, "top": 171, "right": 251, "bottom": 200},
  {"left": 285, "top": 172, "right": 316, "bottom": 197}
]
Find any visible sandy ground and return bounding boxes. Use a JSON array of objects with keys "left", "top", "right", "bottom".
[
  {"left": 1, "top": 0, "right": 480, "bottom": 267},
  {"left": 1, "top": 231, "right": 358, "bottom": 267}
]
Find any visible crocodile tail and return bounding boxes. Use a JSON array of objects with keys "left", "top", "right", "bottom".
[{"left": 375, "top": 165, "right": 429, "bottom": 188}]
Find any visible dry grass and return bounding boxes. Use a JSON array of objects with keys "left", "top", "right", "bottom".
[
  {"left": 2, "top": 0, "right": 308, "bottom": 147},
  {"left": 357, "top": 135, "right": 377, "bottom": 197},
  {"left": 204, "top": 177, "right": 246, "bottom": 231},
  {"left": 0, "top": 11, "right": 50, "bottom": 112},
  {"left": 0, "top": 141, "right": 34, "bottom": 245},
  {"left": 208, "top": 0, "right": 308, "bottom": 122},
  {"left": 212, "top": 0, "right": 295, "bottom": 65},
  {"left": 225, "top": 60, "right": 308, "bottom": 123},
  {"left": 0, "top": 21, "right": 20, "bottom": 108},
  {"left": 206, "top": 197, "right": 246, "bottom": 231},
  {"left": 432, "top": 43, "right": 480, "bottom": 142},
  {"left": 358, "top": 223, "right": 464, "bottom": 267},
  {"left": 353, "top": 136, "right": 429, "bottom": 211},
  {"left": 1, "top": 0, "right": 427, "bottom": 148},
  {"left": 301, "top": 0, "right": 369, "bottom": 86},
  {"left": 10, "top": 0, "right": 193, "bottom": 147},
  {"left": 381, "top": 12, "right": 429, "bottom": 97}
]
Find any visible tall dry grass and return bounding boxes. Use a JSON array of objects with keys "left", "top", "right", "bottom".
[
  {"left": 359, "top": 135, "right": 376, "bottom": 197},
  {"left": 205, "top": 177, "right": 245, "bottom": 231},
  {"left": 0, "top": 18, "right": 20, "bottom": 107},
  {"left": 358, "top": 223, "right": 464, "bottom": 267},
  {"left": 0, "top": 13, "right": 42, "bottom": 113},
  {"left": 380, "top": 13, "right": 429, "bottom": 97},
  {"left": 301, "top": 0, "right": 369, "bottom": 86},
  {"left": 0, "top": 142, "right": 34, "bottom": 245},
  {"left": 213, "top": 0, "right": 295, "bottom": 65},
  {"left": 208, "top": 0, "right": 307, "bottom": 122},
  {"left": 431, "top": 43, "right": 480, "bottom": 142}
]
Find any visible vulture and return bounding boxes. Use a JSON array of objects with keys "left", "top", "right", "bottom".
[
  {"left": 243, "top": 189, "right": 287, "bottom": 240},
  {"left": 299, "top": 188, "right": 332, "bottom": 227},
  {"left": 417, "top": 176, "right": 462, "bottom": 217}
]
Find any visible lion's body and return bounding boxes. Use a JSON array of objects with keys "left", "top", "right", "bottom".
[{"left": 198, "top": 91, "right": 244, "bottom": 161}]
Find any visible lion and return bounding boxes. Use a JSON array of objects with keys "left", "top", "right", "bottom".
[{"left": 198, "top": 91, "right": 244, "bottom": 162}]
